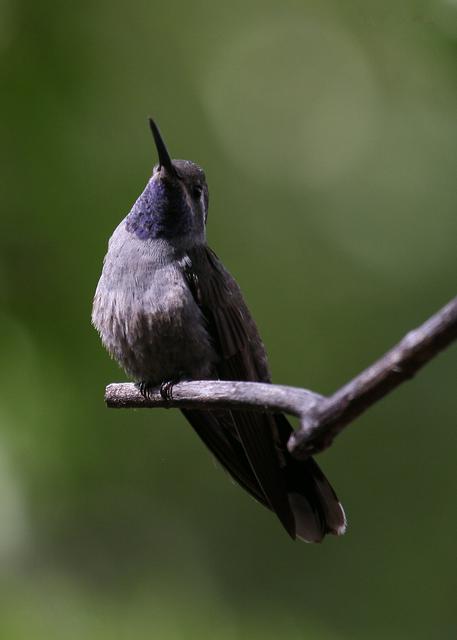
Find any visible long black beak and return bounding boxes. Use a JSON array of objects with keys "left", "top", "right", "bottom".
[{"left": 148, "top": 118, "right": 175, "bottom": 174}]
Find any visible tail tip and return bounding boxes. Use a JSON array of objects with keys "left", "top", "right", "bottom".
[{"left": 332, "top": 501, "right": 347, "bottom": 536}]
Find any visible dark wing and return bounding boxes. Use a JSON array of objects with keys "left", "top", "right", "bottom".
[{"left": 182, "top": 246, "right": 296, "bottom": 538}]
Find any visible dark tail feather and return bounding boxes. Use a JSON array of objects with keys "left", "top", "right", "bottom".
[
  {"left": 183, "top": 408, "right": 346, "bottom": 542},
  {"left": 285, "top": 456, "right": 347, "bottom": 542},
  {"left": 273, "top": 414, "right": 346, "bottom": 542}
]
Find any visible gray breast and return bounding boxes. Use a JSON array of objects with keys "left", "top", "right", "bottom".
[{"left": 92, "top": 221, "right": 217, "bottom": 384}]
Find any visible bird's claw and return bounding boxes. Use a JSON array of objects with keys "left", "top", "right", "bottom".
[
  {"left": 138, "top": 381, "right": 154, "bottom": 398},
  {"left": 137, "top": 377, "right": 181, "bottom": 401},
  {"left": 159, "top": 380, "right": 175, "bottom": 401}
]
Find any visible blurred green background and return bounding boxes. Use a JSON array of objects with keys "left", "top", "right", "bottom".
[{"left": 1, "top": 0, "right": 456, "bottom": 638}]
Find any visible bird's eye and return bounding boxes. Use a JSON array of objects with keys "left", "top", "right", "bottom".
[{"left": 192, "top": 185, "right": 203, "bottom": 199}]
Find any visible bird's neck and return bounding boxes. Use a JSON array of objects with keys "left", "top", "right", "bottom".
[{"left": 125, "top": 182, "right": 192, "bottom": 241}]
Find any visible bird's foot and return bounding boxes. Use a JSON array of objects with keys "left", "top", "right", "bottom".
[
  {"left": 137, "top": 381, "right": 154, "bottom": 399},
  {"left": 159, "top": 379, "right": 176, "bottom": 401},
  {"left": 137, "top": 376, "right": 184, "bottom": 401}
]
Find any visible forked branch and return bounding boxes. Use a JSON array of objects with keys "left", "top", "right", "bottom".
[{"left": 105, "top": 296, "right": 457, "bottom": 459}]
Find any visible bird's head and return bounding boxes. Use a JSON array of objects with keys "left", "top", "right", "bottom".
[{"left": 125, "top": 119, "right": 209, "bottom": 246}]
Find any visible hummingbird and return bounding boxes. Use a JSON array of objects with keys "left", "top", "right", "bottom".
[{"left": 92, "top": 119, "right": 346, "bottom": 542}]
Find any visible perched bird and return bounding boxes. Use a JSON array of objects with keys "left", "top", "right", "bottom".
[{"left": 92, "top": 119, "right": 346, "bottom": 542}]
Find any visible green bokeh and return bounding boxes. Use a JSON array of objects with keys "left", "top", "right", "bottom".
[{"left": 1, "top": 0, "right": 456, "bottom": 637}]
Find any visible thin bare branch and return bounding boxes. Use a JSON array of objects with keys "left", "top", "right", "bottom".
[
  {"left": 105, "top": 295, "right": 457, "bottom": 459},
  {"left": 288, "top": 295, "right": 457, "bottom": 458},
  {"left": 105, "top": 380, "right": 324, "bottom": 416}
]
